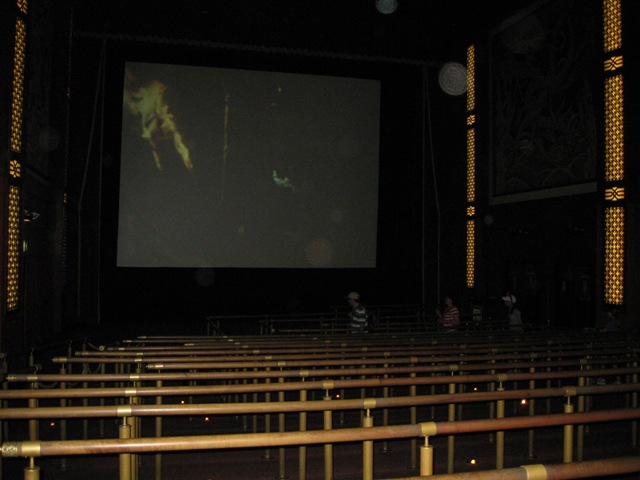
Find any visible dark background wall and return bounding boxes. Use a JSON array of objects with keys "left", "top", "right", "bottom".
[{"left": 4, "top": 0, "right": 639, "bottom": 350}]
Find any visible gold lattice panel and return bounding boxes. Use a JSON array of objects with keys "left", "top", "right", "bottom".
[
  {"left": 466, "top": 220, "right": 475, "bottom": 288},
  {"left": 604, "top": 206, "right": 624, "bottom": 305},
  {"left": 604, "top": 55, "right": 623, "bottom": 72},
  {"left": 466, "top": 129, "right": 476, "bottom": 203},
  {"left": 17, "top": 0, "right": 27, "bottom": 14},
  {"left": 605, "top": 186, "right": 625, "bottom": 201},
  {"left": 9, "top": 158, "right": 21, "bottom": 178},
  {"left": 467, "top": 114, "right": 475, "bottom": 127},
  {"left": 466, "top": 45, "right": 475, "bottom": 112},
  {"left": 7, "top": 186, "right": 21, "bottom": 310},
  {"left": 11, "top": 17, "right": 26, "bottom": 154},
  {"left": 604, "top": 75, "right": 624, "bottom": 181},
  {"left": 603, "top": 0, "right": 622, "bottom": 52}
]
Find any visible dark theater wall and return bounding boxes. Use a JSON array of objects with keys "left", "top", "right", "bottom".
[{"left": 7, "top": 0, "right": 640, "bottom": 351}]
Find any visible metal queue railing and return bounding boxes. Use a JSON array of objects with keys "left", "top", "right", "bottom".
[
  {"left": 3, "top": 361, "right": 640, "bottom": 479},
  {"left": 1, "top": 398, "right": 640, "bottom": 479},
  {"left": 381, "top": 455, "right": 640, "bottom": 480},
  {"left": 3, "top": 331, "right": 639, "bottom": 478}
]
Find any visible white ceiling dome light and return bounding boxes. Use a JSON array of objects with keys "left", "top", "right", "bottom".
[
  {"left": 375, "top": 0, "right": 398, "bottom": 14},
  {"left": 438, "top": 62, "right": 468, "bottom": 96}
]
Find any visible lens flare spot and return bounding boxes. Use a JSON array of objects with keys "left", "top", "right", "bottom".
[{"left": 305, "top": 238, "right": 333, "bottom": 267}]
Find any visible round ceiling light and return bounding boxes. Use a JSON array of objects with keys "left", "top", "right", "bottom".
[
  {"left": 375, "top": 0, "right": 398, "bottom": 14},
  {"left": 438, "top": 62, "right": 468, "bottom": 96}
]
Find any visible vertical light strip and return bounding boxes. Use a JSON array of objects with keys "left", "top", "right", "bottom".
[
  {"left": 466, "top": 129, "right": 476, "bottom": 203},
  {"left": 603, "top": 0, "right": 622, "bottom": 52},
  {"left": 466, "top": 219, "right": 475, "bottom": 288},
  {"left": 7, "top": 187, "right": 21, "bottom": 310},
  {"left": 6, "top": 0, "right": 28, "bottom": 311},
  {"left": 466, "top": 45, "right": 476, "bottom": 111},
  {"left": 604, "top": 75, "right": 624, "bottom": 182},
  {"left": 603, "top": 0, "right": 625, "bottom": 305},
  {"left": 10, "top": 17, "right": 26, "bottom": 156},
  {"left": 466, "top": 45, "right": 476, "bottom": 288},
  {"left": 604, "top": 206, "right": 624, "bottom": 304}
]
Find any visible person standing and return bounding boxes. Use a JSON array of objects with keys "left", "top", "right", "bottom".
[
  {"left": 502, "top": 293, "right": 523, "bottom": 331},
  {"left": 436, "top": 295, "right": 460, "bottom": 332},
  {"left": 345, "top": 291, "right": 368, "bottom": 333}
]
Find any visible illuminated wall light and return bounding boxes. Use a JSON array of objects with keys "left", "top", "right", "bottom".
[
  {"left": 605, "top": 186, "right": 625, "bottom": 201},
  {"left": 466, "top": 45, "right": 475, "bottom": 112},
  {"left": 604, "top": 55, "right": 623, "bottom": 72},
  {"left": 466, "top": 220, "right": 475, "bottom": 289},
  {"left": 9, "top": 158, "right": 21, "bottom": 178},
  {"left": 466, "top": 129, "right": 476, "bottom": 203},
  {"left": 10, "top": 17, "right": 26, "bottom": 154},
  {"left": 17, "top": 0, "right": 27, "bottom": 15},
  {"left": 7, "top": 186, "right": 22, "bottom": 311},
  {"left": 465, "top": 43, "right": 476, "bottom": 290},
  {"left": 602, "top": 0, "right": 624, "bottom": 306},
  {"left": 603, "top": 0, "right": 622, "bottom": 52},
  {"left": 604, "top": 206, "right": 624, "bottom": 305},
  {"left": 604, "top": 75, "right": 624, "bottom": 182}
]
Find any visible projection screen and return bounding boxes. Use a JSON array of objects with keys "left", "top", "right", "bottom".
[{"left": 117, "top": 61, "right": 381, "bottom": 268}]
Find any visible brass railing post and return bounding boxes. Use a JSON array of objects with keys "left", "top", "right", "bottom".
[
  {"left": 27, "top": 397, "right": 38, "bottom": 442},
  {"left": 23, "top": 457, "right": 39, "bottom": 480},
  {"left": 82, "top": 362, "right": 89, "bottom": 440},
  {"left": 58, "top": 364, "right": 68, "bottom": 472},
  {"left": 381, "top": 365, "right": 390, "bottom": 453},
  {"left": 488, "top": 361, "right": 496, "bottom": 444},
  {"left": 409, "top": 372, "right": 417, "bottom": 470},
  {"left": 563, "top": 398, "right": 574, "bottom": 463},
  {"left": 155, "top": 380, "right": 163, "bottom": 480},
  {"left": 632, "top": 362, "right": 638, "bottom": 448},
  {"left": 299, "top": 387, "right": 308, "bottom": 480},
  {"left": 496, "top": 384, "right": 505, "bottom": 470},
  {"left": 447, "top": 381, "right": 456, "bottom": 474},
  {"left": 242, "top": 373, "right": 249, "bottom": 431},
  {"left": 362, "top": 410, "right": 374, "bottom": 480},
  {"left": 528, "top": 365, "right": 536, "bottom": 460},
  {"left": 420, "top": 436, "right": 433, "bottom": 476},
  {"left": 577, "top": 375, "right": 585, "bottom": 461},
  {"left": 277, "top": 376, "right": 287, "bottom": 480},
  {"left": 263, "top": 371, "right": 272, "bottom": 460},
  {"left": 252, "top": 373, "right": 258, "bottom": 434},
  {"left": 99, "top": 363, "right": 106, "bottom": 437},
  {"left": 119, "top": 418, "right": 132, "bottom": 480},
  {"left": 323, "top": 392, "right": 333, "bottom": 480}
]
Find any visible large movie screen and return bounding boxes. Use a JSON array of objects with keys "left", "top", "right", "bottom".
[{"left": 118, "top": 61, "right": 381, "bottom": 268}]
